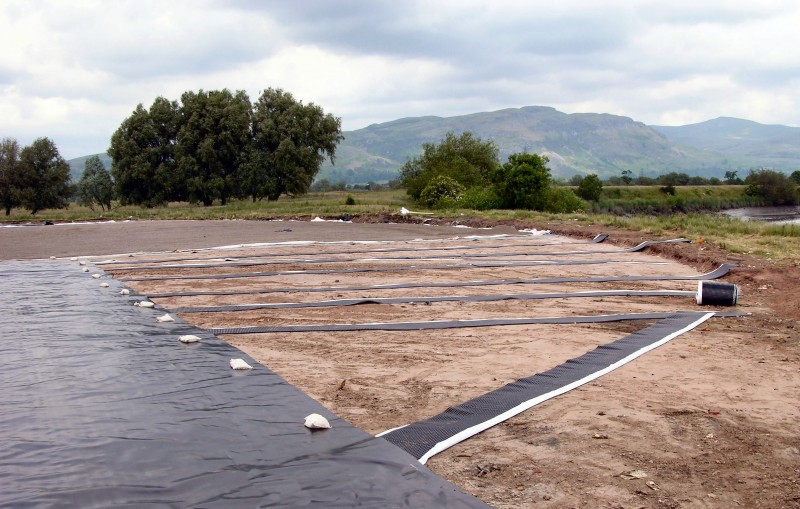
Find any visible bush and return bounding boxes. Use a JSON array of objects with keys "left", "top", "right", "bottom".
[
  {"left": 344, "top": 194, "right": 355, "bottom": 205},
  {"left": 493, "top": 153, "right": 551, "bottom": 210},
  {"left": 576, "top": 174, "right": 602, "bottom": 201},
  {"left": 419, "top": 175, "right": 465, "bottom": 207},
  {"left": 545, "top": 187, "right": 584, "bottom": 213},
  {"left": 660, "top": 184, "right": 676, "bottom": 196},
  {"left": 458, "top": 186, "right": 503, "bottom": 210},
  {"left": 744, "top": 169, "right": 798, "bottom": 205}
]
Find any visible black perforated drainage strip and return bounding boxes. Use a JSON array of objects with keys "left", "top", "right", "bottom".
[
  {"left": 107, "top": 238, "right": 687, "bottom": 272},
  {"left": 95, "top": 233, "right": 610, "bottom": 267},
  {"left": 174, "top": 289, "right": 695, "bottom": 313},
  {"left": 119, "top": 258, "right": 665, "bottom": 282},
  {"left": 210, "top": 310, "right": 745, "bottom": 335},
  {"left": 146, "top": 263, "right": 735, "bottom": 298},
  {"left": 378, "top": 312, "right": 721, "bottom": 463}
]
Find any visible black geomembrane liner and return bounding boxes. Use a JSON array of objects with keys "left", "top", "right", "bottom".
[
  {"left": 147, "top": 263, "right": 735, "bottom": 298},
  {"left": 1, "top": 260, "right": 489, "bottom": 508},
  {"left": 380, "top": 313, "right": 712, "bottom": 461}
]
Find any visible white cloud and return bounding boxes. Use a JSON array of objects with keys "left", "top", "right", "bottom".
[{"left": 0, "top": 0, "right": 798, "bottom": 158}]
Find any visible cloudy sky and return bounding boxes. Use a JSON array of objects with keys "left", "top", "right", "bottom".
[{"left": 1, "top": 0, "right": 798, "bottom": 159}]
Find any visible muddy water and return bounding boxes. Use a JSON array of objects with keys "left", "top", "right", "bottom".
[{"left": 721, "top": 205, "right": 800, "bottom": 224}]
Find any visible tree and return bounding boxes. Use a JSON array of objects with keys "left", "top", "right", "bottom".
[
  {"left": 744, "top": 169, "right": 798, "bottom": 205},
  {"left": 399, "top": 131, "right": 499, "bottom": 201},
  {"left": 620, "top": 169, "right": 633, "bottom": 186},
  {"left": 245, "top": 88, "right": 343, "bottom": 201},
  {"left": 109, "top": 97, "right": 180, "bottom": 207},
  {"left": 492, "top": 153, "right": 552, "bottom": 210},
  {"left": 18, "top": 137, "right": 73, "bottom": 214},
  {"left": 790, "top": 170, "right": 800, "bottom": 185},
  {"left": 77, "top": 155, "right": 115, "bottom": 211},
  {"left": 0, "top": 137, "right": 23, "bottom": 215},
  {"left": 724, "top": 170, "right": 743, "bottom": 184},
  {"left": 576, "top": 174, "right": 603, "bottom": 201},
  {"left": 177, "top": 89, "right": 252, "bottom": 206}
]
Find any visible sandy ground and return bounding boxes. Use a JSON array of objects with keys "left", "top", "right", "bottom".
[{"left": 4, "top": 216, "right": 799, "bottom": 508}]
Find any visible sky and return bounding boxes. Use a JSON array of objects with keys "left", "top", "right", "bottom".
[{"left": 1, "top": 0, "right": 799, "bottom": 159}]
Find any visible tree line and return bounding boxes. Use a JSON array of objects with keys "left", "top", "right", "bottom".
[
  {"left": 400, "top": 131, "right": 799, "bottom": 210},
  {"left": 109, "top": 88, "right": 342, "bottom": 207}
]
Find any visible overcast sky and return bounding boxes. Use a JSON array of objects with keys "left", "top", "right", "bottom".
[{"left": 2, "top": 0, "right": 798, "bottom": 159}]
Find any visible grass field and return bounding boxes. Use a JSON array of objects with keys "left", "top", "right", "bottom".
[{"left": 3, "top": 187, "right": 798, "bottom": 263}]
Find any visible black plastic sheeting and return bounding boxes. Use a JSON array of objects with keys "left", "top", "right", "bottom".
[
  {"left": 379, "top": 312, "right": 716, "bottom": 463},
  {"left": 120, "top": 258, "right": 665, "bottom": 282},
  {"left": 148, "top": 263, "right": 736, "bottom": 299},
  {"left": 95, "top": 233, "right": 610, "bottom": 267},
  {"left": 107, "top": 237, "right": 685, "bottom": 272},
  {"left": 0, "top": 260, "right": 489, "bottom": 508},
  {"left": 175, "top": 290, "right": 694, "bottom": 313},
  {"left": 211, "top": 310, "right": 744, "bottom": 335},
  {"left": 697, "top": 281, "right": 739, "bottom": 306}
]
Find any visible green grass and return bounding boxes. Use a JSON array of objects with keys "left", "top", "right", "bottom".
[{"left": 3, "top": 187, "right": 798, "bottom": 263}]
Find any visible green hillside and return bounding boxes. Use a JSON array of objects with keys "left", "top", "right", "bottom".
[
  {"left": 652, "top": 117, "right": 800, "bottom": 170},
  {"left": 318, "top": 107, "right": 796, "bottom": 183}
]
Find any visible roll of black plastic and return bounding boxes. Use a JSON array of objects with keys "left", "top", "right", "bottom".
[{"left": 697, "top": 281, "right": 738, "bottom": 306}]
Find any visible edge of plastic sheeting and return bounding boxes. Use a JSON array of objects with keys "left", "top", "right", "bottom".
[
  {"left": 380, "top": 312, "right": 715, "bottom": 464},
  {"left": 0, "top": 259, "right": 491, "bottom": 509},
  {"left": 147, "top": 263, "right": 737, "bottom": 298}
]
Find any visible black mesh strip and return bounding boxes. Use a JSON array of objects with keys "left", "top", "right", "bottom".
[
  {"left": 379, "top": 312, "right": 715, "bottom": 462},
  {"left": 147, "top": 263, "right": 736, "bottom": 298},
  {"left": 119, "top": 259, "right": 663, "bottom": 282},
  {"left": 174, "top": 290, "right": 694, "bottom": 313},
  {"left": 94, "top": 233, "right": 610, "bottom": 266},
  {"left": 210, "top": 310, "right": 745, "bottom": 335}
]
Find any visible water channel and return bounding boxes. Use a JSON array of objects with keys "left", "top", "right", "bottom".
[{"left": 721, "top": 205, "right": 800, "bottom": 224}]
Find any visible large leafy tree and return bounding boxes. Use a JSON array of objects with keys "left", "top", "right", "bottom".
[
  {"left": 492, "top": 153, "right": 552, "bottom": 210},
  {"left": 109, "top": 97, "right": 180, "bottom": 207},
  {"left": 0, "top": 137, "right": 23, "bottom": 215},
  {"left": 399, "top": 131, "right": 499, "bottom": 201},
  {"left": 246, "top": 88, "right": 343, "bottom": 201},
  {"left": 77, "top": 155, "right": 115, "bottom": 211},
  {"left": 18, "top": 137, "right": 73, "bottom": 214},
  {"left": 177, "top": 89, "right": 252, "bottom": 206}
]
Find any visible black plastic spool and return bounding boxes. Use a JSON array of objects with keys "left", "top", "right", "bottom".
[{"left": 696, "top": 281, "right": 738, "bottom": 306}]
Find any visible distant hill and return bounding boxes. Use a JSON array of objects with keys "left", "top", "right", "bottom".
[
  {"left": 66, "top": 153, "right": 112, "bottom": 182},
  {"left": 69, "top": 108, "right": 799, "bottom": 185},
  {"left": 651, "top": 117, "right": 800, "bottom": 170},
  {"left": 317, "top": 107, "right": 799, "bottom": 183}
]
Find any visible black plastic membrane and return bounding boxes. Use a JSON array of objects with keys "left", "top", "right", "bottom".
[{"left": 0, "top": 260, "right": 488, "bottom": 508}]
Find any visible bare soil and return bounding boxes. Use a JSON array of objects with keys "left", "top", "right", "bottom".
[{"left": 11, "top": 216, "right": 800, "bottom": 508}]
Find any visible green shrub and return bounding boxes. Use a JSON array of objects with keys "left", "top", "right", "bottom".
[
  {"left": 344, "top": 195, "right": 355, "bottom": 205},
  {"left": 575, "top": 174, "right": 602, "bottom": 201},
  {"left": 458, "top": 186, "right": 502, "bottom": 210},
  {"left": 545, "top": 187, "right": 584, "bottom": 213},
  {"left": 419, "top": 175, "right": 465, "bottom": 207}
]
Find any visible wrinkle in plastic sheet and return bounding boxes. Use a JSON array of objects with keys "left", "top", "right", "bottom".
[{"left": 0, "top": 260, "right": 489, "bottom": 508}]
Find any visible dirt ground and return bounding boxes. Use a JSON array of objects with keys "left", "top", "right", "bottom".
[{"left": 6, "top": 216, "right": 799, "bottom": 508}]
